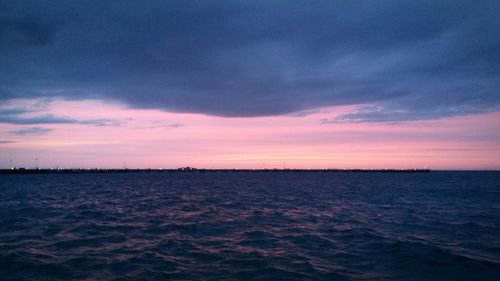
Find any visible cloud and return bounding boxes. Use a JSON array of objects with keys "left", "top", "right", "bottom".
[
  {"left": 322, "top": 102, "right": 500, "bottom": 124},
  {"left": 0, "top": 107, "right": 124, "bottom": 126},
  {"left": 0, "top": 113, "right": 122, "bottom": 126},
  {"left": 0, "top": 140, "right": 16, "bottom": 144},
  {"left": 9, "top": 127, "right": 53, "bottom": 136},
  {"left": 0, "top": 113, "right": 78, "bottom": 125},
  {"left": 79, "top": 118, "right": 123, "bottom": 127},
  {"left": 0, "top": 1, "right": 499, "bottom": 121},
  {"left": 168, "top": 123, "right": 183, "bottom": 128}
]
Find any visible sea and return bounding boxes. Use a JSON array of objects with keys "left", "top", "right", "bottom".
[{"left": 0, "top": 171, "right": 499, "bottom": 280}]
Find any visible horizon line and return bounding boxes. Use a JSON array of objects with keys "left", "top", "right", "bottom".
[{"left": 4, "top": 167, "right": 500, "bottom": 174}]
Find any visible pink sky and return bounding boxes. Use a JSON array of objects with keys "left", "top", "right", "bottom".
[{"left": 1, "top": 99, "right": 499, "bottom": 170}]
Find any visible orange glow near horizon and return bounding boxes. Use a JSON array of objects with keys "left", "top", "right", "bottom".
[{"left": 1, "top": 99, "right": 499, "bottom": 170}]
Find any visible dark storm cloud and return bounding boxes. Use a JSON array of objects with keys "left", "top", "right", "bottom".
[
  {"left": 1, "top": 0, "right": 499, "bottom": 121},
  {"left": 9, "top": 127, "right": 53, "bottom": 136}
]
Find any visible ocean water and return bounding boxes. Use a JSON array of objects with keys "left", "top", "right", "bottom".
[{"left": 0, "top": 171, "right": 499, "bottom": 281}]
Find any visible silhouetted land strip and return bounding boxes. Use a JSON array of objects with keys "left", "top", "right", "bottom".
[{"left": 0, "top": 168, "right": 430, "bottom": 174}]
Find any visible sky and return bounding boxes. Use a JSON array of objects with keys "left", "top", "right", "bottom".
[{"left": 1, "top": 1, "right": 499, "bottom": 169}]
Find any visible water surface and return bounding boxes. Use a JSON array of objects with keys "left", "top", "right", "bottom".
[{"left": 1, "top": 171, "right": 499, "bottom": 280}]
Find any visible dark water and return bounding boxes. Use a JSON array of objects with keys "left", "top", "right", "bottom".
[{"left": 1, "top": 172, "right": 499, "bottom": 280}]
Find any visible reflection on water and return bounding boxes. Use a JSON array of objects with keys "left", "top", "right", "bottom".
[{"left": 0, "top": 172, "right": 499, "bottom": 280}]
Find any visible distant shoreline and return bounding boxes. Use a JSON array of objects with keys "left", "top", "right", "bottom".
[{"left": 0, "top": 168, "right": 431, "bottom": 174}]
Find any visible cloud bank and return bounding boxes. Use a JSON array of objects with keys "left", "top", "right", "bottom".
[{"left": 1, "top": 0, "right": 499, "bottom": 121}]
